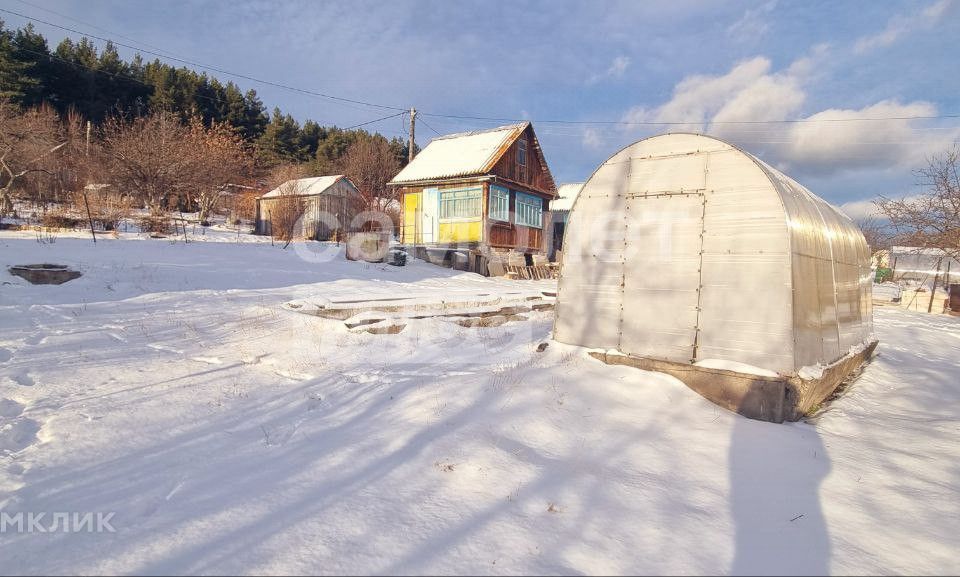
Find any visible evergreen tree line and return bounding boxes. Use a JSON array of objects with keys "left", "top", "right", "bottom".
[{"left": 0, "top": 20, "right": 411, "bottom": 171}]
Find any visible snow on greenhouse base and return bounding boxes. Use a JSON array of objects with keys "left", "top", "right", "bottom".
[
  {"left": 1, "top": 233, "right": 960, "bottom": 575},
  {"left": 694, "top": 358, "right": 780, "bottom": 377}
]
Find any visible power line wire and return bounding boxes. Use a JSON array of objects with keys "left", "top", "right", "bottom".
[
  {"left": 11, "top": 0, "right": 184, "bottom": 61},
  {"left": 419, "top": 110, "right": 960, "bottom": 126},
  {"left": 9, "top": 0, "right": 409, "bottom": 126},
  {"left": 13, "top": 44, "right": 236, "bottom": 111},
  {"left": 340, "top": 111, "right": 405, "bottom": 131},
  {"left": 14, "top": 45, "right": 409, "bottom": 138},
  {"left": 417, "top": 115, "right": 442, "bottom": 136},
  {"left": 6, "top": 6, "right": 960, "bottom": 128},
  {"left": 0, "top": 6, "right": 407, "bottom": 112}
]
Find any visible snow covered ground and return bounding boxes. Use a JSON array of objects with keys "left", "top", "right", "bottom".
[{"left": 1, "top": 231, "right": 959, "bottom": 575}]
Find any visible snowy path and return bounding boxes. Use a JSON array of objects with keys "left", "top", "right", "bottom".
[{"left": 1, "top": 235, "right": 959, "bottom": 575}]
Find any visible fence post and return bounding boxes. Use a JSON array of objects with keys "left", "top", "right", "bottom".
[{"left": 82, "top": 192, "right": 96, "bottom": 244}]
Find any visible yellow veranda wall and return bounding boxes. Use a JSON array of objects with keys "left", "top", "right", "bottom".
[
  {"left": 402, "top": 187, "right": 486, "bottom": 244},
  {"left": 402, "top": 191, "right": 484, "bottom": 244},
  {"left": 438, "top": 220, "right": 483, "bottom": 243}
]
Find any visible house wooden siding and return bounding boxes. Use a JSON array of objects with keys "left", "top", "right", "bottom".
[
  {"left": 395, "top": 124, "right": 556, "bottom": 254},
  {"left": 484, "top": 182, "right": 546, "bottom": 252},
  {"left": 489, "top": 128, "right": 553, "bottom": 194}
]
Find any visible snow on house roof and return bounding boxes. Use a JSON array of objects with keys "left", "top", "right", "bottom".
[
  {"left": 388, "top": 123, "right": 529, "bottom": 184},
  {"left": 550, "top": 182, "right": 584, "bottom": 212},
  {"left": 261, "top": 175, "right": 349, "bottom": 198}
]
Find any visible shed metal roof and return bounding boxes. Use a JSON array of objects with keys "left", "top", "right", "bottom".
[{"left": 261, "top": 175, "right": 351, "bottom": 198}]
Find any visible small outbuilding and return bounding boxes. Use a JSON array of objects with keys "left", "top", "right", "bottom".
[
  {"left": 554, "top": 133, "right": 876, "bottom": 422},
  {"left": 254, "top": 175, "right": 362, "bottom": 240},
  {"left": 885, "top": 246, "right": 959, "bottom": 282},
  {"left": 545, "top": 182, "right": 584, "bottom": 261}
]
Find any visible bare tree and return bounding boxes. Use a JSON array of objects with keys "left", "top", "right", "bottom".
[
  {"left": 73, "top": 185, "right": 131, "bottom": 231},
  {"left": 0, "top": 100, "right": 65, "bottom": 220},
  {"left": 227, "top": 186, "right": 260, "bottom": 224},
  {"left": 856, "top": 216, "right": 892, "bottom": 253},
  {"left": 187, "top": 117, "right": 251, "bottom": 225},
  {"left": 20, "top": 109, "right": 102, "bottom": 209},
  {"left": 101, "top": 112, "right": 252, "bottom": 225},
  {"left": 265, "top": 165, "right": 307, "bottom": 248},
  {"left": 876, "top": 146, "right": 960, "bottom": 260},
  {"left": 338, "top": 135, "right": 401, "bottom": 215},
  {"left": 100, "top": 112, "right": 193, "bottom": 214}
]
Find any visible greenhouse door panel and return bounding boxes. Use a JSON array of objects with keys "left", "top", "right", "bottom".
[{"left": 619, "top": 194, "right": 705, "bottom": 363}]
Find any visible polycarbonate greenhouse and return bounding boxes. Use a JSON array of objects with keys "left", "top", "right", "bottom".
[{"left": 554, "top": 133, "right": 875, "bottom": 387}]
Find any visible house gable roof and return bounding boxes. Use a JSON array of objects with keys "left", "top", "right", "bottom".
[
  {"left": 389, "top": 122, "right": 553, "bottom": 188},
  {"left": 260, "top": 175, "right": 355, "bottom": 198}
]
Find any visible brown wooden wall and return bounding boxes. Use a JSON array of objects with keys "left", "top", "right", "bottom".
[
  {"left": 487, "top": 223, "right": 544, "bottom": 251},
  {"left": 490, "top": 126, "right": 554, "bottom": 194},
  {"left": 484, "top": 182, "right": 545, "bottom": 252}
]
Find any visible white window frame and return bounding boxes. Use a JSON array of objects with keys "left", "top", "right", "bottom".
[
  {"left": 489, "top": 185, "right": 510, "bottom": 222},
  {"left": 515, "top": 192, "right": 543, "bottom": 229},
  {"left": 438, "top": 187, "right": 482, "bottom": 221}
]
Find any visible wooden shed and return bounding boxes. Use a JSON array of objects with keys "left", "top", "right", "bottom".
[
  {"left": 254, "top": 175, "right": 362, "bottom": 241},
  {"left": 544, "top": 182, "right": 584, "bottom": 262}
]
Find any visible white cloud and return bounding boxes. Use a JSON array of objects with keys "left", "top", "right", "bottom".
[
  {"left": 838, "top": 198, "right": 883, "bottom": 220},
  {"left": 587, "top": 55, "right": 631, "bottom": 84},
  {"left": 711, "top": 74, "right": 804, "bottom": 125},
  {"left": 621, "top": 54, "right": 813, "bottom": 133},
  {"left": 582, "top": 126, "right": 604, "bottom": 150},
  {"left": 784, "top": 100, "right": 960, "bottom": 174},
  {"left": 839, "top": 194, "right": 923, "bottom": 221},
  {"left": 617, "top": 49, "right": 960, "bottom": 176},
  {"left": 607, "top": 55, "right": 631, "bottom": 78},
  {"left": 854, "top": 0, "right": 953, "bottom": 54},
  {"left": 726, "top": 0, "right": 778, "bottom": 44}
]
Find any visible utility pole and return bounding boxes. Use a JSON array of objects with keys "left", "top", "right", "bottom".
[{"left": 408, "top": 107, "right": 416, "bottom": 163}]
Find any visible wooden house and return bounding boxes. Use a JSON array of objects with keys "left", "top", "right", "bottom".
[
  {"left": 254, "top": 175, "right": 362, "bottom": 240},
  {"left": 388, "top": 122, "right": 557, "bottom": 269}
]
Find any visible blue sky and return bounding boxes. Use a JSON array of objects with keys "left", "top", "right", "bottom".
[{"left": 2, "top": 0, "right": 958, "bottom": 216}]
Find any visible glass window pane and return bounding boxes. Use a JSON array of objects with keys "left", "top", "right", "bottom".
[
  {"left": 439, "top": 187, "right": 482, "bottom": 219},
  {"left": 489, "top": 185, "right": 510, "bottom": 222},
  {"left": 515, "top": 192, "right": 542, "bottom": 228}
]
